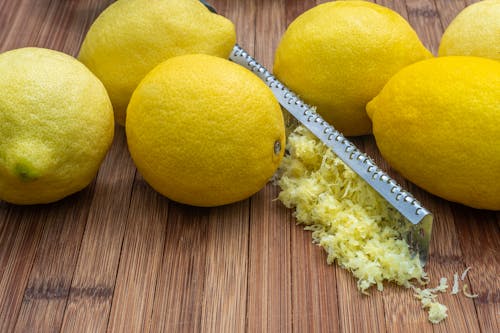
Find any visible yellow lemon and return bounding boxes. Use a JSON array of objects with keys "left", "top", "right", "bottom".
[
  {"left": 126, "top": 54, "right": 285, "bottom": 207},
  {"left": 439, "top": 0, "right": 500, "bottom": 61},
  {"left": 78, "top": 0, "right": 236, "bottom": 125},
  {"left": 273, "top": 0, "right": 432, "bottom": 136},
  {"left": 0, "top": 48, "right": 114, "bottom": 205},
  {"left": 367, "top": 56, "right": 500, "bottom": 210}
]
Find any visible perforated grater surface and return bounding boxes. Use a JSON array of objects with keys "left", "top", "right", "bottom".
[
  {"left": 229, "top": 45, "right": 433, "bottom": 264},
  {"left": 199, "top": 0, "right": 433, "bottom": 264}
]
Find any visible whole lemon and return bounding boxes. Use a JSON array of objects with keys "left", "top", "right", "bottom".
[
  {"left": 367, "top": 56, "right": 500, "bottom": 210},
  {"left": 0, "top": 48, "right": 114, "bottom": 205},
  {"left": 78, "top": 0, "right": 236, "bottom": 125},
  {"left": 273, "top": 1, "right": 432, "bottom": 136},
  {"left": 126, "top": 54, "right": 286, "bottom": 207},
  {"left": 438, "top": 0, "right": 500, "bottom": 61}
]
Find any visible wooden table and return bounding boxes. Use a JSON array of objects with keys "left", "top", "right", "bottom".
[{"left": 0, "top": 0, "right": 498, "bottom": 332}]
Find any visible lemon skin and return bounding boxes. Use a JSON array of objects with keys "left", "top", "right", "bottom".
[
  {"left": 367, "top": 56, "right": 500, "bottom": 210},
  {"left": 439, "top": 0, "right": 500, "bottom": 61},
  {"left": 78, "top": 0, "right": 236, "bottom": 125},
  {"left": 0, "top": 48, "right": 114, "bottom": 205},
  {"left": 126, "top": 54, "right": 285, "bottom": 207},
  {"left": 274, "top": 1, "right": 432, "bottom": 136}
]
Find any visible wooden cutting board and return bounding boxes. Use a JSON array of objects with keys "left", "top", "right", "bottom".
[{"left": 0, "top": 0, "right": 498, "bottom": 332}]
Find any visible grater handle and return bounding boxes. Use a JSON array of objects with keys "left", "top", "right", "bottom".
[{"left": 229, "top": 44, "right": 432, "bottom": 226}]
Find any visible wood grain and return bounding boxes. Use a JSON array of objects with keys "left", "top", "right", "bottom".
[
  {"left": 452, "top": 206, "right": 500, "bottom": 333},
  {"left": 61, "top": 128, "right": 136, "bottom": 332},
  {"left": 106, "top": 172, "right": 168, "bottom": 332},
  {"left": 405, "top": 0, "right": 443, "bottom": 55},
  {"left": 149, "top": 203, "right": 210, "bottom": 332},
  {"left": 0, "top": 206, "right": 46, "bottom": 332},
  {"left": 246, "top": 1, "right": 293, "bottom": 332},
  {"left": 0, "top": 1, "right": 498, "bottom": 332},
  {"left": 13, "top": 188, "right": 95, "bottom": 332}
]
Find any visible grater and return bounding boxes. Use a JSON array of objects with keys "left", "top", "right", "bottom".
[{"left": 200, "top": 1, "right": 433, "bottom": 265}]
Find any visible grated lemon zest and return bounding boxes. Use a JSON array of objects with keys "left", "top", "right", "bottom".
[
  {"left": 461, "top": 266, "right": 472, "bottom": 281},
  {"left": 277, "top": 126, "right": 450, "bottom": 323},
  {"left": 426, "top": 302, "right": 449, "bottom": 324},
  {"left": 451, "top": 273, "right": 460, "bottom": 294},
  {"left": 463, "top": 284, "right": 479, "bottom": 298},
  {"left": 411, "top": 277, "right": 449, "bottom": 323}
]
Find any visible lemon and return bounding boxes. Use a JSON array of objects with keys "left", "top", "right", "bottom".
[
  {"left": 438, "top": 0, "right": 500, "bottom": 61},
  {"left": 78, "top": 0, "right": 236, "bottom": 125},
  {"left": 367, "top": 56, "right": 500, "bottom": 210},
  {"left": 126, "top": 54, "right": 285, "bottom": 207},
  {"left": 0, "top": 48, "right": 114, "bottom": 205},
  {"left": 273, "top": 1, "right": 432, "bottom": 136}
]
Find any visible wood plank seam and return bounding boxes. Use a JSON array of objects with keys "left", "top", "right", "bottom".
[
  {"left": 430, "top": 0, "right": 446, "bottom": 34},
  {"left": 0, "top": 208, "right": 48, "bottom": 332},
  {"left": 60, "top": 142, "right": 137, "bottom": 331},
  {"left": 103, "top": 170, "right": 140, "bottom": 329},
  {"left": 245, "top": 198, "right": 253, "bottom": 333},
  {"left": 244, "top": 8, "right": 257, "bottom": 332},
  {"left": 19, "top": 191, "right": 95, "bottom": 332},
  {"left": 10, "top": 214, "right": 48, "bottom": 329},
  {"left": 146, "top": 199, "right": 172, "bottom": 331},
  {"left": 105, "top": 170, "right": 139, "bottom": 330},
  {"left": 58, "top": 203, "right": 97, "bottom": 330}
]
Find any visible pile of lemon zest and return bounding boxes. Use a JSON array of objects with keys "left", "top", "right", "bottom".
[
  {"left": 278, "top": 126, "right": 455, "bottom": 323},
  {"left": 426, "top": 302, "right": 449, "bottom": 324},
  {"left": 278, "top": 126, "right": 428, "bottom": 293},
  {"left": 411, "top": 277, "right": 449, "bottom": 324}
]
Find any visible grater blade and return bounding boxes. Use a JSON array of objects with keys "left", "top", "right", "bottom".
[
  {"left": 229, "top": 45, "right": 433, "bottom": 265},
  {"left": 197, "top": 0, "right": 432, "bottom": 265}
]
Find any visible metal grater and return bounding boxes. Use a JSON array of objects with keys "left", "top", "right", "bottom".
[
  {"left": 229, "top": 45, "right": 433, "bottom": 265},
  {"left": 199, "top": 0, "right": 433, "bottom": 264}
]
